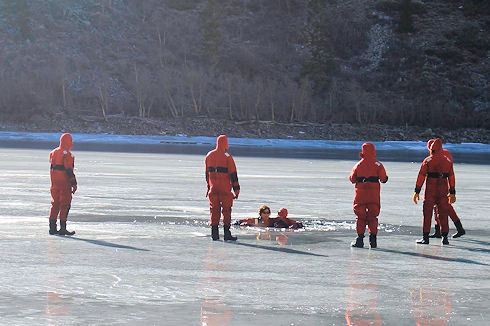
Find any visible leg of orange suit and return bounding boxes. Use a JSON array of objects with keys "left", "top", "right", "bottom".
[
  {"left": 433, "top": 205, "right": 440, "bottom": 226},
  {"left": 209, "top": 192, "right": 234, "bottom": 226},
  {"left": 366, "top": 204, "right": 380, "bottom": 235},
  {"left": 49, "top": 187, "right": 61, "bottom": 220},
  {"left": 448, "top": 204, "right": 460, "bottom": 223},
  {"left": 221, "top": 192, "right": 234, "bottom": 226},
  {"left": 58, "top": 185, "right": 72, "bottom": 222},
  {"left": 435, "top": 197, "right": 450, "bottom": 233},
  {"left": 353, "top": 204, "right": 367, "bottom": 235},
  {"left": 422, "top": 199, "right": 436, "bottom": 233},
  {"left": 209, "top": 193, "right": 222, "bottom": 226}
]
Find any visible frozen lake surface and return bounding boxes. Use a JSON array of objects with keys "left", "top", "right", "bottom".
[{"left": 0, "top": 147, "right": 489, "bottom": 325}]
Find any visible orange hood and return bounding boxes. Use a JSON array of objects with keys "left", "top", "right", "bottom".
[
  {"left": 427, "top": 139, "right": 435, "bottom": 151},
  {"left": 216, "top": 135, "right": 229, "bottom": 152},
  {"left": 360, "top": 142, "right": 376, "bottom": 160},
  {"left": 430, "top": 138, "right": 443, "bottom": 154},
  {"left": 277, "top": 208, "right": 288, "bottom": 218},
  {"left": 59, "top": 133, "right": 73, "bottom": 151}
]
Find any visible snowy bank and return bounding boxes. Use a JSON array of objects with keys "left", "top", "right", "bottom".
[{"left": 0, "top": 131, "right": 488, "bottom": 163}]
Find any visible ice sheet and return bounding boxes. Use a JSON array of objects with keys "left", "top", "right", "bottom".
[{"left": 0, "top": 149, "right": 488, "bottom": 325}]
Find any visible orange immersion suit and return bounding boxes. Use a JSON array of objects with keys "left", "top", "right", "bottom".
[
  {"left": 415, "top": 138, "right": 455, "bottom": 234},
  {"left": 270, "top": 208, "right": 303, "bottom": 229},
  {"left": 205, "top": 135, "right": 240, "bottom": 227},
  {"left": 433, "top": 148, "right": 460, "bottom": 226},
  {"left": 349, "top": 143, "right": 388, "bottom": 235},
  {"left": 49, "top": 133, "right": 77, "bottom": 222}
]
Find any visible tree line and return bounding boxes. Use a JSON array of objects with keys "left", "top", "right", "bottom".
[{"left": 0, "top": 0, "right": 487, "bottom": 128}]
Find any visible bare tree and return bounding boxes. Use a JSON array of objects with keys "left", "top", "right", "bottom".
[
  {"left": 327, "top": 77, "right": 338, "bottom": 120},
  {"left": 131, "top": 64, "right": 156, "bottom": 118},
  {"left": 95, "top": 72, "right": 110, "bottom": 121},
  {"left": 157, "top": 29, "right": 166, "bottom": 68},
  {"left": 253, "top": 78, "right": 263, "bottom": 121},
  {"left": 52, "top": 56, "right": 71, "bottom": 110},
  {"left": 185, "top": 66, "right": 207, "bottom": 115},
  {"left": 98, "top": 0, "right": 113, "bottom": 13},
  {"left": 227, "top": 75, "right": 233, "bottom": 120},
  {"left": 296, "top": 79, "right": 312, "bottom": 121},
  {"left": 345, "top": 80, "right": 379, "bottom": 125},
  {"left": 286, "top": 80, "right": 298, "bottom": 122},
  {"left": 265, "top": 78, "right": 279, "bottom": 122},
  {"left": 158, "top": 66, "right": 186, "bottom": 118}
]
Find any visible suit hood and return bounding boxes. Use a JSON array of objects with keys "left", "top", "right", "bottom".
[
  {"left": 427, "top": 139, "right": 435, "bottom": 151},
  {"left": 216, "top": 135, "right": 229, "bottom": 152},
  {"left": 59, "top": 133, "right": 73, "bottom": 151},
  {"left": 430, "top": 138, "right": 443, "bottom": 154},
  {"left": 277, "top": 208, "right": 288, "bottom": 218},
  {"left": 359, "top": 142, "right": 376, "bottom": 159}
]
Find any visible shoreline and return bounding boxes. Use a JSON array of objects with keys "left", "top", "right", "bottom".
[
  {"left": 1, "top": 117, "right": 489, "bottom": 144},
  {"left": 0, "top": 130, "right": 489, "bottom": 164}
]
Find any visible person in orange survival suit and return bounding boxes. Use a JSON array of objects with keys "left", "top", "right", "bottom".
[
  {"left": 205, "top": 135, "right": 240, "bottom": 241},
  {"left": 425, "top": 139, "right": 466, "bottom": 239},
  {"left": 49, "top": 133, "right": 77, "bottom": 235},
  {"left": 413, "top": 138, "right": 456, "bottom": 245},
  {"left": 349, "top": 143, "right": 388, "bottom": 248},
  {"left": 270, "top": 208, "right": 303, "bottom": 229}
]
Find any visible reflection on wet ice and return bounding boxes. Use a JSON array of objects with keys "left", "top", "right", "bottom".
[
  {"left": 200, "top": 246, "right": 232, "bottom": 326},
  {"left": 45, "top": 291, "right": 70, "bottom": 317},
  {"left": 200, "top": 298, "right": 232, "bottom": 326},
  {"left": 256, "top": 230, "right": 289, "bottom": 245},
  {"left": 345, "top": 258, "right": 382, "bottom": 326},
  {"left": 410, "top": 287, "right": 451, "bottom": 326}
]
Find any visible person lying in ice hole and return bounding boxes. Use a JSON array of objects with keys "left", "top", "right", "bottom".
[
  {"left": 236, "top": 206, "right": 303, "bottom": 229},
  {"left": 235, "top": 205, "right": 273, "bottom": 227},
  {"left": 271, "top": 208, "right": 303, "bottom": 229}
]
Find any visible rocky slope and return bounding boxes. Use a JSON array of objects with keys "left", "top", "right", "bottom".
[
  {"left": 0, "top": 0, "right": 488, "bottom": 137},
  {"left": 1, "top": 115, "right": 488, "bottom": 144}
]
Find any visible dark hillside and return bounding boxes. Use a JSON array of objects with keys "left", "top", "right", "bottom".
[{"left": 0, "top": 0, "right": 488, "bottom": 140}]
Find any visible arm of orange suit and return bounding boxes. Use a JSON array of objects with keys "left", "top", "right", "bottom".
[
  {"left": 239, "top": 217, "right": 258, "bottom": 226},
  {"left": 228, "top": 156, "right": 240, "bottom": 198},
  {"left": 378, "top": 162, "right": 388, "bottom": 183},
  {"left": 413, "top": 161, "right": 427, "bottom": 204},
  {"left": 448, "top": 165, "right": 456, "bottom": 193},
  {"left": 63, "top": 152, "right": 77, "bottom": 187},
  {"left": 447, "top": 165, "right": 456, "bottom": 203},
  {"left": 349, "top": 165, "right": 358, "bottom": 184},
  {"left": 414, "top": 161, "right": 427, "bottom": 194},
  {"left": 205, "top": 158, "right": 210, "bottom": 197}
]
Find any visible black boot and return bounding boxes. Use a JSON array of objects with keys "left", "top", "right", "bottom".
[
  {"left": 369, "top": 234, "right": 377, "bottom": 248},
  {"left": 441, "top": 232, "right": 449, "bottom": 245},
  {"left": 452, "top": 220, "right": 466, "bottom": 238},
  {"left": 416, "top": 233, "right": 429, "bottom": 244},
  {"left": 49, "top": 219, "right": 58, "bottom": 235},
  {"left": 58, "top": 221, "right": 75, "bottom": 236},
  {"left": 429, "top": 224, "right": 441, "bottom": 238},
  {"left": 351, "top": 234, "right": 364, "bottom": 248},
  {"left": 211, "top": 225, "right": 219, "bottom": 241},
  {"left": 223, "top": 226, "right": 237, "bottom": 241}
]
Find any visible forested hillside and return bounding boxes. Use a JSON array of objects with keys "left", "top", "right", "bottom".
[{"left": 0, "top": 0, "right": 488, "bottom": 131}]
